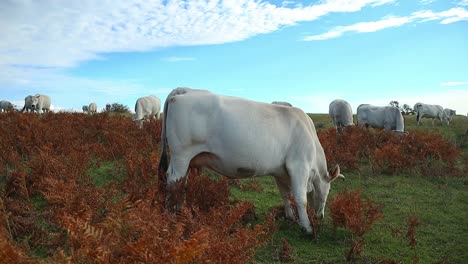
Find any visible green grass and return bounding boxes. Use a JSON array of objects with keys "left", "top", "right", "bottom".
[
  {"left": 230, "top": 173, "right": 468, "bottom": 263},
  {"left": 88, "top": 161, "right": 125, "bottom": 188}
]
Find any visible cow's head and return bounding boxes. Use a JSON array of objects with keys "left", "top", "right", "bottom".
[
  {"left": 30, "top": 95, "right": 41, "bottom": 109},
  {"left": 311, "top": 164, "right": 344, "bottom": 219}
]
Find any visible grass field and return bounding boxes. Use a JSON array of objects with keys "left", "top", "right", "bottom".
[
  {"left": 229, "top": 113, "right": 468, "bottom": 263},
  {"left": 0, "top": 112, "right": 466, "bottom": 263}
]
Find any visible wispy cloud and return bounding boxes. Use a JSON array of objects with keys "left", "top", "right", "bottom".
[
  {"left": 0, "top": 0, "right": 399, "bottom": 93},
  {"left": 304, "top": 7, "right": 468, "bottom": 41},
  {"left": 161, "top": 57, "right": 195, "bottom": 62},
  {"left": 420, "top": 0, "right": 436, "bottom": 5},
  {"left": 441, "top": 81, "right": 468, "bottom": 86},
  {"left": 0, "top": 0, "right": 396, "bottom": 69},
  {"left": 458, "top": 0, "right": 468, "bottom": 6}
]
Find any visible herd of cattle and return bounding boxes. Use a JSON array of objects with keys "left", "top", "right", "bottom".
[
  {"left": 329, "top": 99, "right": 457, "bottom": 133},
  {"left": 0, "top": 88, "right": 460, "bottom": 235},
  {"left": 0, "top": 92, "right": 458, "bottom": 131}
]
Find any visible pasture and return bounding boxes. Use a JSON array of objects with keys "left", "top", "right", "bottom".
[{"left": 0, "top": 112, "right": 467, "bottom": 263}]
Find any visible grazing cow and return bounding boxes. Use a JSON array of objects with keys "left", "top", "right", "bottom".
[
  {"left": 272, "top": 101, "right": 292, "bottom": 107},
  {"left": 134, "top": 95, "right": 161, "bottom": 127},
  {"left": 0, "top": 100, "right": 15, "bottom": 112},
  {"left": 413, "top": 102, "right": 448, "bottom": 126},
  {"left": 82, "top": 105, "right": 89, "bottom": 113},
  {"left": 443, "top": 108, "right": 456, "bottom": 124},
  {"left": 357, "top": 104, "right": 405, "bottom": 133},
  {"left": 88, "top": 103, "right": 98, "bottom": 114},
  {"left": 329, "top": 99, "right": 354, "bottom": 129},
  {"left": 22, "top": 95, "right": 35, "bottom": 112},
  {"left": 159, "top": 88, "right": 344, "bottom": 235},
  {"left": 30, "top": 94, "right": 51, "bottom": 114}
]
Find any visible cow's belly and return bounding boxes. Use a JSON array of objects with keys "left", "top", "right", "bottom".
[{"left": 189, "top": 151, "right": 285, "bottom": 179}]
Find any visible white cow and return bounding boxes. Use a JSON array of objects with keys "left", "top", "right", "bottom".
[
  {"left": 329, "top": 99, "right": 354, "bottom": 129},
  {"left": 159, "top": 88, "right": 344, "bottom": 235},
  {"left": 30, "top": 94, "right": 51, "bottom": 114},
  {"left": 272, "top": 101, "right": 292, "bottom": 107},
  {"left": 22, "top": 95, "right": 35, "bottom": 112},
  {"left": 82, "top": 105, "right": 89, "bottom": 113},
  {"left": 134, "top": 95, "right": 161, "bottom": 127},
  {"left": 414, "top": 102, "right": 448, "bottom": 126},
  {"left": 0, "top": 100, "right": 15, "bottom": 112},
  {"left": 88, "top": 103, "right": 98, "bottom": 114},
  {"left": 443, "top": 108, "right": 456, "bottom": 124},
  {"left": 357, "top": 104, "right": 405, "bottom": 132}
]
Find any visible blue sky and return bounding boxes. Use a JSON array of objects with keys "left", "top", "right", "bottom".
[{"left": 1, "top": 0, "right": 467, "bottom": 114}]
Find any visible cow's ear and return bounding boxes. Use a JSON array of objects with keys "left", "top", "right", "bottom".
[{"left": 328, "top": 164, "right": 344, "bottom": 182}]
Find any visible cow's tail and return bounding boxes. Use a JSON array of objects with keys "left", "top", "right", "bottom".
[
  {"left": 134, "top": 99, "right": 142, "bottom": 121},
  {"left": 396, "top": 111, "right": 405, "bottom": 132},
  {"left": 414, "top": 104, "right": 420, "bottom": 123},
  {"left": 156, "top": 96, "right": 171, "bottom": 207},
  {"left": 158, "top": 97, "right": 170, "bottom": 187}
]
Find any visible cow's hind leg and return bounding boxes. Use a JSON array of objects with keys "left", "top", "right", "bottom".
[
  {"left": 274, "top": 176, "right": 294, "bottom": 222},
  {"left": 166, "top": 156, "right": 192, "bottom": 210}
]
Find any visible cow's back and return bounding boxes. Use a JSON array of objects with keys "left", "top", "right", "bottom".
[
  {"left": 89, "top": 103, "right": 97, "bottom": 112},
  {"left": 135, "top": 95, "right": 160, "bottom": 120},
  {"left": 358, "top": 104, "right": 401, "bottom": 130},
  {"left": 0, "top": 100, "right": 13, "bottom": 111},
  {"left": 416, "top": 103, "right": 447, "bottom": 122},
  {"left": 39, "top": 95, "right": 51, "bottom": 109},
  {"left": 329, "top": 99, "right": 353, "bottom": 127}
]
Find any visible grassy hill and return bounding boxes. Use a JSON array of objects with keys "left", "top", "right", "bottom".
[{"left": 0, "top": 112, "right": 466, "bottom": 263}]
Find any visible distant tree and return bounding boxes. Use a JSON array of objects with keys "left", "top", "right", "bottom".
[
  {"left": 389, "top": 101, "right": 400, "bottom": 108},
  {"left": 389, "top": 101, "right": 415, "bottom": 115},
  {"left": 390, "top": 100, "right": 407, "bottom": 114},
  {"left": 108, "top": 103, "right": 130, "bottom": 114},
  {"left": 402, "top": 104, "right": 415, "bottom": 115}
]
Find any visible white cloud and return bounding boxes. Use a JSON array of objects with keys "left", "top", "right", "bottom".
[
  {"left": 458, "top": 0, "right": 468, "bottom": 6},
  {"left": 420, "top": 0, "right": 436, "bottom": 5},
  {"left": 304, "top": 7, "right": 468, "bottom": 40},
  {"left": 0, "top": 0, "right": 400, "bottom": 99},
  {"left": 0, "top": 0, "right": 397, "bottom": 69},
  {"left": 441, "top": 81, "right": 468, "bottom": 86},
  {"left": 282, "top": 1, "right": 296, "bottom": 7}
]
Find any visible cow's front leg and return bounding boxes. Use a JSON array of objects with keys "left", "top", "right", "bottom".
[{"left": 288, "top": 168, "right": 313, "bottom": 235}]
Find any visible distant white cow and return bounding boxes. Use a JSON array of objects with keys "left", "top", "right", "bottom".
[
  {"left": 329, "top": 99, "right": 354, "bottom": 129},
  {"left": 357, "top": 104, "right": 405, "bottom": 133},
  {"left": 88, "top": 103, "right": 98, "bottom": 114},
  {"left": 82, "top": 105, "right": 89, "bottom": 113},
  {"left": 134, "top": 95, "right": 161, "bottom": 127},
  {"left": 159, "top": 88, "right": 344, "bottom": 235},
  {"left": 272, "top": 101, "right": 292, "bottom": 107},
  {"left": 0, "top": 100, "right": 15, "bottom": 112},
  {"left": 413, "top": 102, "right": 448, "bottom": 126},
  {"left": 22, "top": 95, "right": 35, "bottom": 113},
  {"left": 30, "top": 94, "right": 51, "bottom": 114},
  {"left": 443, "top": 108, "right": 456, "bottom": 124}
]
